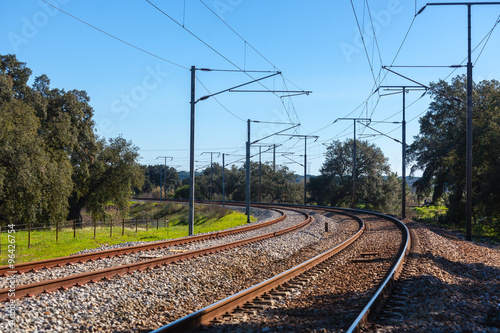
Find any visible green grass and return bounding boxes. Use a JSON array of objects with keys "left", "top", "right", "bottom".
[
  {"left": 0, "top": 209, "right": 254, "bottom": 265},
  {"left": 413, "top": 205, "right": 448, "bottom": 223}
]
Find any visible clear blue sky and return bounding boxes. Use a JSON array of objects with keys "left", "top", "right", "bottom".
[{"left": 2, "top": 0, "right": 499, "bottom": 176}]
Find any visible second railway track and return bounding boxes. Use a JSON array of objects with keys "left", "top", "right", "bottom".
[
  {"left": 0, "top": 206, "right": 285, "bottom": 277},
  {"left": 0, "top": 207, "right": 310, "bottom": 302}
]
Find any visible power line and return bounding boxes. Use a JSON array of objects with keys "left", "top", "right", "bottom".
[
  {"left": 365, "top": 0, "right": 384, "bottom": 71},
  {"left": 40, "top": 0, "right": 188, "bottom": 70},
  {"left": 144, "top": 0, "right": 299, "bottom": 128},
  {"left": 197, "top": 0, "right": 305, "bottom": 94},
  {"left": 198, "top": 0, "right": 275, "bottom": 70},
  {"left": 440, "top": 13, "right": 500, "bottom": 80},
  {"left": 195, "top": 77, "right": 246, "bottom": 122},
  {"left": 198, "top": 0, "right": 305, "bottom": 130},
  {"left": 474, "top": 14, "right": 500, "bottom": 66},
  {"left": 309, "top": 9, "right": 418, "bottom": 138},
  {"left": 350, "top": 0, "right": 378, "bottom": 86}
]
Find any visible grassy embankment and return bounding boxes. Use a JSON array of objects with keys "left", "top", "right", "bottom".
[
  {"left": 413, "top": 205, "right": 499, "bottom": 243},
  {"left": 0, "top": 202, "right": 255, "bottom": 264}
]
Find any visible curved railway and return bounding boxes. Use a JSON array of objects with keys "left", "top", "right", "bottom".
[
  {"left": 152, "top": 204, "right": 409, "bottom": 332},
  {"left": 0, "top": 202, "right": 410, "bottom": 332},
  {"left": 0, "top": 207, "right": 311, "bottom": 302},
  {"left": 0, "top": 207, "right": 285, "bottom": 277}
]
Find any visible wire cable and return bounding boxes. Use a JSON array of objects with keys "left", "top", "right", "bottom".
[
  {"left": 145, "top": 0, "right": 300, "bottom": 128},
  {"left": 350, "top": 0, "right": 378, "bottom": 86},
  {"left": 40, "top": 0, "right": 188, "bottom": 70},
  {"left": 365, "top": 0, "right": 384, "bottom": 71},
  {"left": 195, "top": 77, "right": 247, "bottom": 122},
  {"left": 474, "top": 14, "right": 500, "bottom": 66}
]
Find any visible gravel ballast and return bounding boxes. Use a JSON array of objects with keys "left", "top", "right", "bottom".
[
  {"left": 2, "top": 210, "right": 497, "bottom": 332},
  {"left": 365, "top": 220, "right": 500, "bottom": 333},
  {"left": 0, "top": 209, "right": 358, "bottom": 332},
  {"left": 0, "top": 207, "right": 282, "bottom": 288}
]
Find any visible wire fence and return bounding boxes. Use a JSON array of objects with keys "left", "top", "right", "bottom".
[{"left": 0, "top": 217, "right": 171, "bottom": 254}]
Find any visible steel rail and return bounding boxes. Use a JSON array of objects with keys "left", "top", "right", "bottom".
[
  {"left": 0, "top": 209, "right": 311, "bottom": 302},
  {"left": 151, "top": 208, "right": 365, "bottom": 333},
  {"left": 345, "top": 210, "right": 410, "bottom": 333},
  {"left": 255, "top": 203, "right": 411, "bottom": 332},
  {"left": 0, "top": 207, "right": 285, "bottom": 276}
]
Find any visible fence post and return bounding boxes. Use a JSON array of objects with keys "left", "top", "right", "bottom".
[
  {"left": 110, "top": 218, "right": 113, "bottom": 238},
  {"left": 0, "top": 225, "right": 2, "bottom": 254},
  {"left": 157, "top": 219, "right": 159, "bottom": 230},
  {"left": 135, "top": 217, "right": 138, "bottom": 233},
  {"left": 73, "top": 219, "right": 76, "bottom": 238},
  {"left": 56, "top": 221, "right": 59, "bottom": 243},
  {"left": 122, "top": 218, "right": 125, "bottom": 236},
  {"left": 28, "top": 224, "right": 31, "bottom": 249},
  {"left": 146, "top": 217, "right": 148, "bottom": 231},
  {"left": 93, "top": 218, "right": 96, "bottom": 239}
]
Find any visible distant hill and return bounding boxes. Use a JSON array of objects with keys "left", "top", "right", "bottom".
[{"left": 177, "top": 171, "right": 202, "bottom": 181}]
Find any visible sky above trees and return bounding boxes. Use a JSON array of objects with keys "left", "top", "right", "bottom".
[{"left": 1, "top": 0, "right": 499, "bottom": 176}]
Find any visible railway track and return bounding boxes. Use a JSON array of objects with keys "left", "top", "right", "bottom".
[
  {"left": 0, "top": 203, "right": 409, "bottom": 332},
  {"left": 0, "top": 207, "right": 311, "bottom": 302},
  {"left": 0, "top": 206, "right": 284, "bottom": 277},
  {"left": 152, "top": 205, "right": 409, "bottom": 333}
]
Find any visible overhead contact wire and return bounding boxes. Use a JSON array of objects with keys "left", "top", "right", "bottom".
[{"left": 40, "top": 0, "right": 188, "bottom": 70}]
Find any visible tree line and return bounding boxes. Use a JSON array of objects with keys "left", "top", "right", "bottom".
[
  {"left": 2, "top": 54, "right": 498, "bottom": 234},
  {"left": 409, "top": 75, "right": 500, "bottom": 232},
  {"left": 0, "top": 54, "right": 143, "bottom": 226}
]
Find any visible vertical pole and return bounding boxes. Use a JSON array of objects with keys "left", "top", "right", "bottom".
[
  {"left": 93, "top": 219, "right": 96, "bottom": 239},
  {"left": 273, "top": 144, "right": 276, "bottom": 173},
  {"left": 210, "top": 153, "right": 213, "bottom": 201},
  {"left": 122, "top": 218, "right": 125, "bottom": 236},
  {"left": 28, "top": 224, "right": 31, "bottom": 249},
  {"left": 466, "top": 4, "right": 473, "bottom": 241},
  {"left": 56, "top": 220, "right": 59, "bottom": 242},
  {"left": 146, "top": 217, "right": 148, "bottom": 231},
  {"left": 164, "top": 159, "right": 167, "bottom": 199},
  {"left": 402, "top": 88, "right": 407, "bottom": 219},
  {"left": 222, "top": 153, "right": 226, "bottom": 207},
  {"left": 110, "top": 218, "right": 113, "bottom": 238},
  {"left": 0, "top": 226, "right": 2, "bottom": 254},
  {"left": 189, "top": 66, "right": 196, "bottom": 236},
  {"left": 304, "top": 138, "right": 307, "bottom": 205},
  {"left": 135, "top": 217, "right": 138, "bottom": 233},
  {"left": 159, "top": 163, "right": 163, "bottom": 202},
  {"left": 73, "top": 219, "right": 76, "bottom": 238},
  {"left": 352, "top": 120, "right": 357, "bottom": 209},
  {"left": 258, "top": 146, "right": 262, "bottom": 203},
  {"left": 246, "top": 119, "right": 251, "bottom": 223},
  {"left": 157, "top": 219, "right": 159, "bottom": 230}
]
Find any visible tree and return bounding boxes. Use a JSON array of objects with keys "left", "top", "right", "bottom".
[
  {"left": 1, "top": 56, "right": 74, "bottom": 225},
  {"left": 69, "top": 136, "right": 144, "bottom": 222},
  {"left": 192, "top": 162, "right": 303, "bottom": 204},
  {"left": 0, "top": 100, "right": 46, "bottom": 224},
  {"left": 409, "top": 76, "right": 500, "bottom": 230},
  {"left": 141, "top": 165, "right": 181, "bottom": 195},
  {"left": 311, "top": 139, "right": 399, "bottom": 212},
  {"left": 1, "top": 54, "right": 143, "bottom": 225}
]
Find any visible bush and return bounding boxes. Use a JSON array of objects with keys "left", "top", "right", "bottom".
[{"left": 413, "top": 205, "right": 447, "bottom": 223}]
